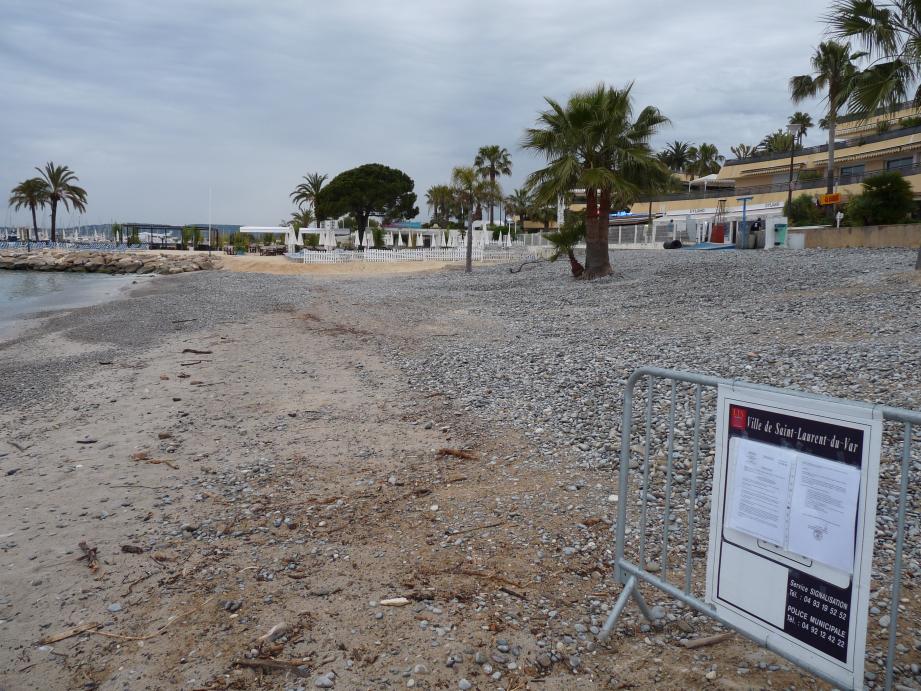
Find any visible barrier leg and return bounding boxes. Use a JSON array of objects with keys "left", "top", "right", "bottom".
[{"left": 598, "top": 575, "right": 654, "bottom": 641}]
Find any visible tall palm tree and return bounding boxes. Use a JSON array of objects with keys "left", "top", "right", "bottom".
[
  {"left": 827, "top": 0, "right": 921, "bottom": 111},
  {"left": 658, "top": 140, "right": 694, "bottom": 172},
  {"left": 790, "top": 41, "right": 864, "bottom": 194},
  {"left": 35, "top": 162, "right": 87, "bottom": 243},
  {"left": 506, "top": 187, "right": 531, "bottom": 232},
  {"left": 523, "top": 82, "right": 669, "bottom": 279},
  {"left": 290, "top": 172, "right": 328, "bottom": 223},
  {"left": 451, "top": 165, "right": 483, "bottom": 273},
  {"left": 730, "top": 143, "right": 756, "bottom": 160},
  {"left": 8, "top": 177, "right": 48, "bottom": 241},
  {"left": 688, "top": 142, "right": 724, "bottom": 177},
  {"left": 474, "top": 145, "right": 512, "bottom": 225}
]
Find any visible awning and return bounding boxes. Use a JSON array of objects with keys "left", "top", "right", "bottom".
[
  {"left": 834, "top": 141, "right": 921, "bottom": 163},
  {"left": 739, "top": 163, "right": 805, "bottom": 176}
]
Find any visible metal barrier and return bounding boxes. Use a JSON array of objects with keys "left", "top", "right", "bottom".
[{"left": 599, "top": 366, "right": 921, "bottom": 690}]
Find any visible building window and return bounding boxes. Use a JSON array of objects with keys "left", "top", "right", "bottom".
[
  {"left": 839, "top": 164, "right": 865, "bottom": 181},
  {"left": 886, "top": 156, "right": 914, "bottom": 171}
]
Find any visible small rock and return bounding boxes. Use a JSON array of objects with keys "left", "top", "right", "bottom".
[
  {"left": 458, "top": 680, "right": 472, "bottom": 691},
  {"left": 107, "top": 603, "right": 123, "bottom": 613}
]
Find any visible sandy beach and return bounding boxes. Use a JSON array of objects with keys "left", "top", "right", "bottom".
[{"left": 1, "top": 249, "right": 920, "bottom": 691}]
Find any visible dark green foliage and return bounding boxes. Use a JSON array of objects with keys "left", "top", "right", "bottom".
[
  {"left": 302, "top": 233, "right": 319, "bottom": 248},
  {"left": 372, "top": 226, "right": 385, "bottom": 248},
  {"left": 843, "top": 171, "right": 915, "bottom": 226},
  {"left": 318, "top": 164, "right": 418, "bottom": 246},
  {"left": 784, "top": 194, "right": 826, "bottom": 227},
  {"left": 899, "top": 116, "right": 921, "bottom": 128}
]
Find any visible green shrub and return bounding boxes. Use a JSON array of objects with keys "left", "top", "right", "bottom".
[
  {"left": 797, "top": 170, "right": 822, "bottom": 182},
  {"left": 303, "top": 233, "right": 319, "bottom": 247},
  {"left": 372, "top": 226, "right": 385, "bottom": 247},
  {"left": 899, "top": 115, "right": 921, "bottom": 129},
  {"left": 843, "top": 171, "right": 914, "bottom": 226},
  {"left": 876, "top": 120, "right": 892, "bottom": 134},
  {"left": 783, "top": 194, "right": 825, "bottom": 227}
]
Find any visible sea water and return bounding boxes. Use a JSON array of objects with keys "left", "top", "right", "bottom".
[{"left": 0, "top": 271, "right": 138, "bottom": 337}]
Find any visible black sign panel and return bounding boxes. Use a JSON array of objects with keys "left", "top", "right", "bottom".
[
  {"left": 784, "top": 568, "right": 851, "bottom": 662},
  {"left": 728, "top": 404, "right": 864, "bottom": 467}
]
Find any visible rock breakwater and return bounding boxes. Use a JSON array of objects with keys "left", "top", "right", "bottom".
[{"left": 0, "top": 249, "right": 219, "bottom": 274}]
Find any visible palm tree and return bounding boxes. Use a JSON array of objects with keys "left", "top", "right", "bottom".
[
  {"left": 451, "top": 165, "right": 483, "bottom": 273},
  {"left": 529, "top": 203, "right": 557, "bottom": 231},
  {"left": 506, "top": 187, "right": 531, "bottom": 232},
  {"left": 730, "top": 143, "right": 756, "bottom": 160},
  {"left": 523, "top": 82, "right": 669, "bottom": 279},
  {"left": 827, "top": 0, "right": 921, "bottom": 111},
  {"left": 688, "top": 142, "right": 724, "bottom": 177},
  {"left": 759, "top": 129, "right": 797, "bottom": 154},
  {"left": 290, "top": 172, "right": 328, "bottom": 223},
  {"left": 35, "top": 162, "right": 87, "bottom": 243},
  {"left": 289, "top": 208, "right": 314, "bottom": 230},
  {"left": 790, "top": 41, "right": 864, "bottom": 195},
  {"left": 546, "top": 215, "right": 586, "bottom": 277},
  {"left": 789, "top": 111, "right": 814, "bottom": 136},
  {"left": 658, "top": 140, "right": 694, "bottom": 173},
  {"left": 8, "top": 177, "right": 48, "bottom": 242},
  {"left": 474, "top": 145, "right": 512, "bottom": 225}
]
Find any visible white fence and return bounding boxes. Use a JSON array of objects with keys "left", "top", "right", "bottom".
[{"left": 287, "top": 247, "right": 538, "bottom": 264}]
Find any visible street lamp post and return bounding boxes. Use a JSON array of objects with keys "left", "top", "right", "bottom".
[{"left": 786, "top": 122, "right": 805, "bottom": 214}]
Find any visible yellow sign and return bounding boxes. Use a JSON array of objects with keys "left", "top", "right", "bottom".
[{"left": 819, "top": 193, "right": 842, "bottom": 206}]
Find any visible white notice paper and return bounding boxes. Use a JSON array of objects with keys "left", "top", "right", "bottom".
[
  {"left": 726, "top": 438, "right": 794, "bottom": 546},
  {"left": 787, "top": 455, "right": 860, "bottom": 574}
]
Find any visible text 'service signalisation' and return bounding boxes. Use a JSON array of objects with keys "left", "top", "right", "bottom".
[{"left": 706, "top": 386, "right": 882, "bottom": 689}]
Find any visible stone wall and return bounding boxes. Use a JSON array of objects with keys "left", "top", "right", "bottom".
[
  {"left": 0, "top": 250, "right": 219, "bottom": 274},
  {"left": 796, "top": 224, "right": 921, "bottom": 249}
]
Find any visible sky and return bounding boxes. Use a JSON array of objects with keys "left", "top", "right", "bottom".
[{"left": 1, "top": 0, "right": 836, "bottom": 227}]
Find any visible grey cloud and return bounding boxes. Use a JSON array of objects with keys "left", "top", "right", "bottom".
[{"left": 1, "top": 0, "right": 831, "bottom": 227}]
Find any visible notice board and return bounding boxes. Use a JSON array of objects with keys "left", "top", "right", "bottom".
[{"left": 706, "top": 385, "right": 881, "bottom": 689}]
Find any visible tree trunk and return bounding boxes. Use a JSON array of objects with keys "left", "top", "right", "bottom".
[
  {"left": 357, "top": 213, "right": 366, "bottom": 249},
  {"left": 50, "top": 200, "right": 57, "bottom": 243},
  {"left": 30, "top": 204, "right": 38, "bottom": 242},
  {"left": 567, "top": 248, "right": 584, "bottom": 277},
  {"left": 915, "top": 245, "right": 921, "bottom": 270},
  {"left": 583, "top": 189, "right": 612, "bottom": 279},
  {"left": 465, "top": 197, "right": 473, "bottom": 274},
  {"left": 488, "top": 171, "right": 495, "bottom": 226},
  {"left": 826, "top": 113, "right": 836, "bottom": 195}
]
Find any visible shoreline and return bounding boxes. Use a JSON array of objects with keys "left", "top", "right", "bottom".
[{"left": 0, "top": 272, "right": 148, "bottom": 343}]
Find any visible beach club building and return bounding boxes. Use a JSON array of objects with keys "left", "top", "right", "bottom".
[{"left": 628, "top": 102, "right": 921, "bottom": 241}]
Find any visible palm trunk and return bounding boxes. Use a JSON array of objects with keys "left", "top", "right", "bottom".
[
  {"left": 583, "top": 189, "right": 612, "bottom": 279},
  {"left": 826, "top": 112, "right": 836, "bottom": 195},
  {"left": 465, "top": 197, "right": 473, "bottom": 273},
  {"left": 567, "top": 248, "right": 584, "bottom": 277},
  {"left": 488, "top": 172, "right": 495, "bottom": 225},
  {"left": 915, "top": 245, "right": 920, "bottom": 270},
  {"left": 50, "top": 200, "right": 57, "bottom": 243},
  {"left": 30, "top": 204, "right": 38, "bottom": 241}
]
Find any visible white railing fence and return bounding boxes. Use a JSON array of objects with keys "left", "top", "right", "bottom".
[{"left": 287, "top": 247, "right": 541, "bottom": 264}]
